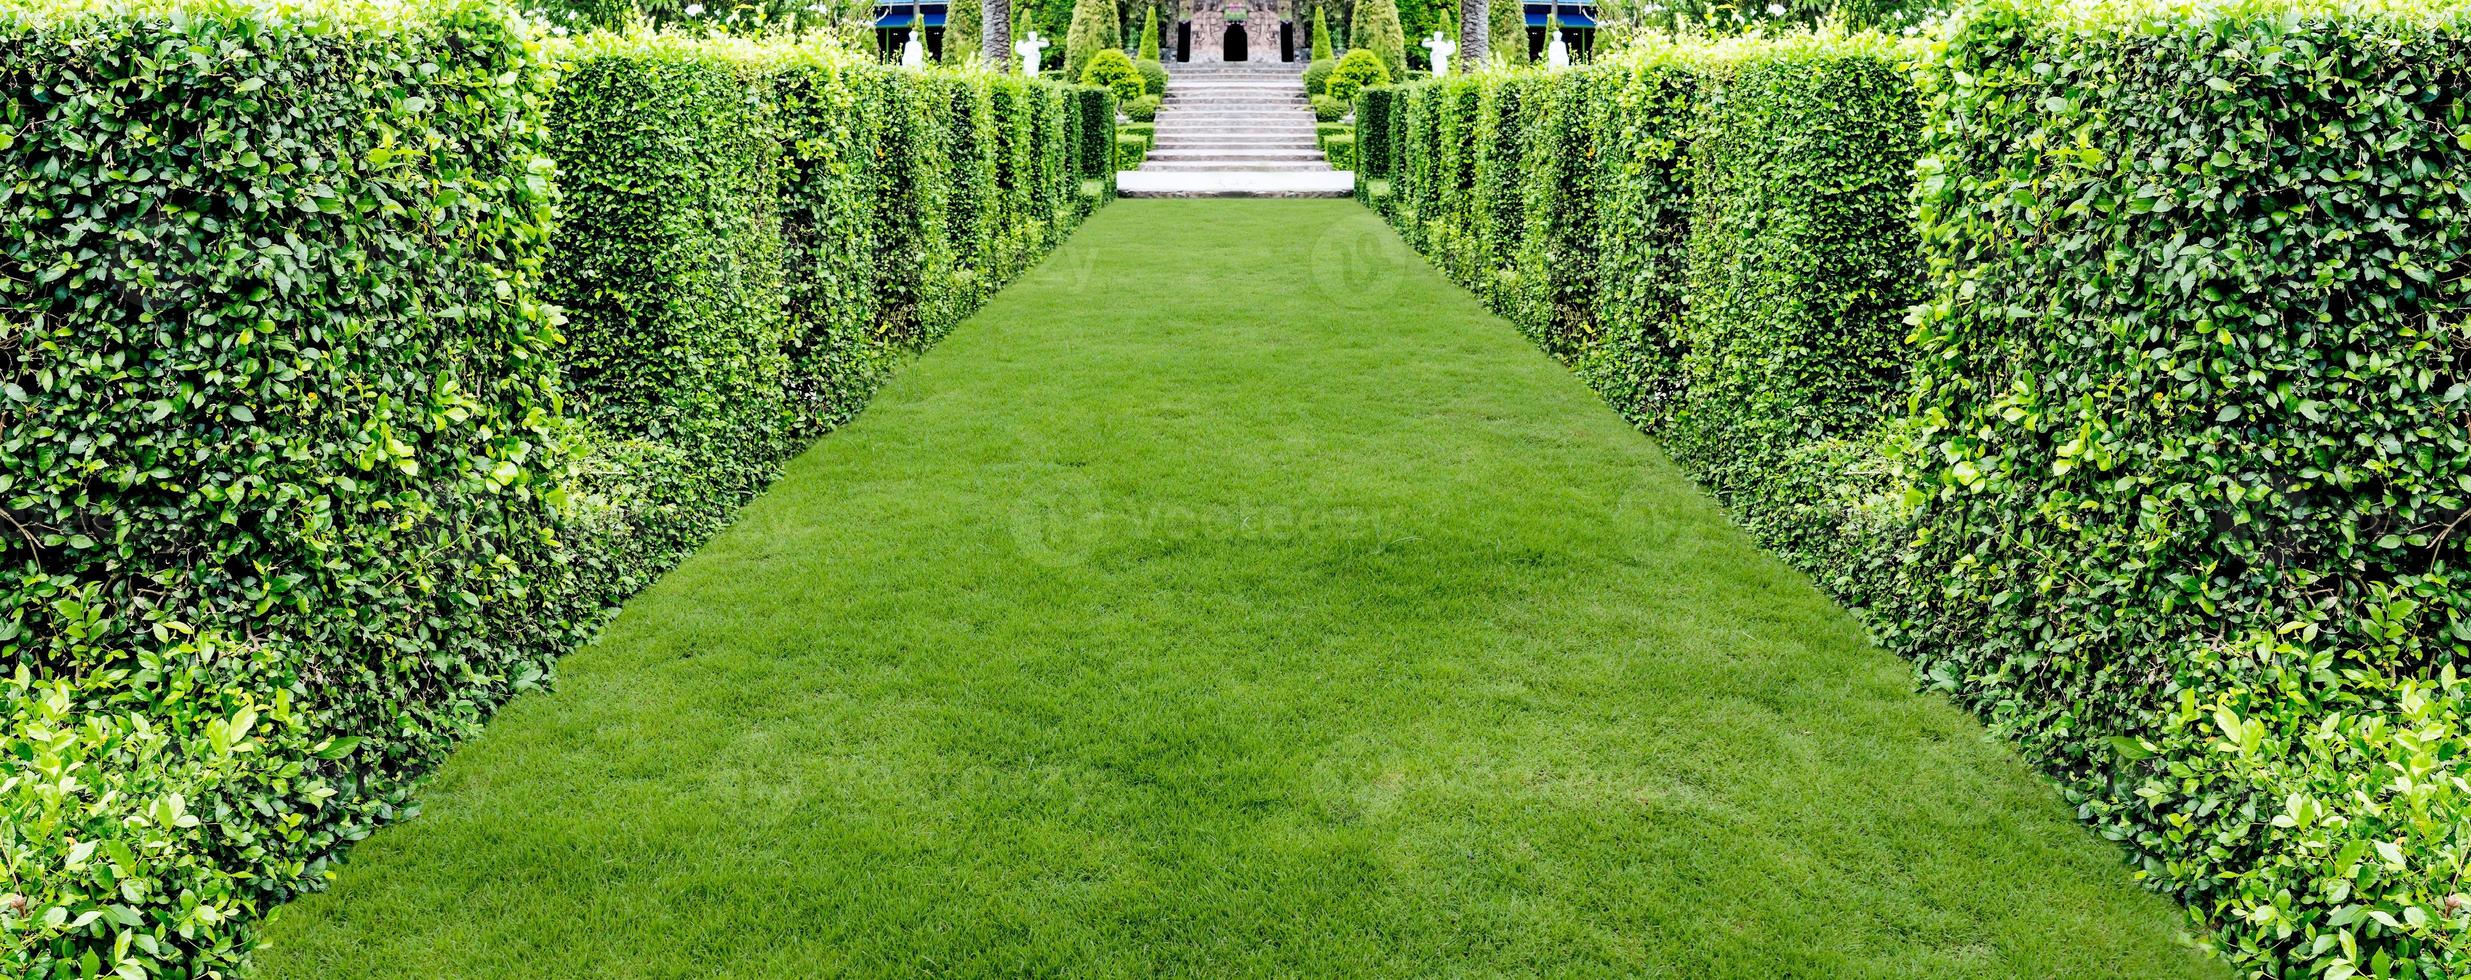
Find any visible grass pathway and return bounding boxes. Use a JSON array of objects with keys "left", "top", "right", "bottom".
[{"left": 260, "top": 201, "right": 2218, "bottom": 978}]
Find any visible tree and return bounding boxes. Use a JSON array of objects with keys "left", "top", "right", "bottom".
[
  {"left": 1064, "top": 0, "right": 1122, "bottom": 78},
  {"left": 1137, "top": 5, "right": 1161, "bottom": 59},
  {"left": 1490, "top": 0, "right": 1525, "bottom": 65},
  {"left": 1458, "top": 0, "right": 1486, "bottom": 71},
  {"left": 1348, "top": 0, "right": 1405, "bottom": 79},
  {"left": 947, "top": 0, "right": 982, "bottom": 64},
  {"left": 1311, "top": 4, "right": 1334, "bottom": 59},
  {"left": 985, "top": 0, "right": 1010, "bottom": 69}
]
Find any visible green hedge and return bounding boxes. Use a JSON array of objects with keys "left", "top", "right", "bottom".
[
  {"left": 1352, "top": 86, "right": 1396, "bottom": 199},
  {"left": 551, "top": 39, "right": 796, "bottom": 581},
  {"left": 1355, "top": 21, "right": 2471, "bottom": 972},
  {"left": 0, "top": 1, "right": 569, "bottom": 974},
  {"left": 2, "top": 17, "right": 1105, "bottom": 972},
  {"left": 1903, "top": 2, "right": 2471, "bottom": 974},
  {"left": 1577, "top": 57, "right": 1694, "bottom": 424},
  {"left": 1668, "top": 37, "right": 1919, "bottom": 565}
]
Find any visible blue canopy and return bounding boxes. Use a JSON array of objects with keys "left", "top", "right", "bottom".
[
  {"left": 1525, "top": 8, "right": 1598, "bottom": 27},
  {"left": 874, "top": 0, "right": 946, "bottom": 28}
]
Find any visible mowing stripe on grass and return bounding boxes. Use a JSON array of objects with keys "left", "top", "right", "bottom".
[{"left": 258, "top": 201, "right": 2219, "bottom": 978}]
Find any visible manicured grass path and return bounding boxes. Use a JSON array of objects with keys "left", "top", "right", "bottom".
[{"left": 260, "top": 201, "right": 2218, "bottom": 978}]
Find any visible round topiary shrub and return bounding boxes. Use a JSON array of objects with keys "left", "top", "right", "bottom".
[
  {"left": 1310, "top": 94, "right": 1347, "bottom": 121},
  {"left": 1326, "top": 48, "right": 1390, "bottom": 102},
  {"left": 1302, "top": 57, "right": 1336, "bottom": 96},
  {"left": 1080, "top": 49, "right": 1144, "bottom": 103},
  {"left": 1123, "top": 93, "right": 1162, "bottom": 121},
  {"left": 1134, "top": 58, "right": 1170, "bottom": 101}
]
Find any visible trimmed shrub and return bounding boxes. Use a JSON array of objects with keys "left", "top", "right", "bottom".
[
  {"left": 0, "top": 1, "right": 567, "bottom": 974},
  {"left": 1489, "top": 0, "right": 1526, "bottom": 66},
  {"left": 1303, "top": 56, "right": 1337, "bottom": 96},
  {"left": 1352, "top": 85, "right": 1397, "bottom": 199},
  {"left": 1347, "top": 0, "right": 1406, "bottom": 80},
  {"left": 550, "top": 38, "right": 795, "bottom": 578},
  {"left": 1124, "top": 93, "right": 1162, "bottom": 121},
  {"left": 1116, "top": 132, "right": 1152, "bottom": 168},
  {"left": 945, "top": 0, "right": 982, "bottom": 64},
  {"left": 1081, "top": 47, "right": 1144, "bottom": 102},
  {"left": 1312, "top": 4, "right": 1334, "bottom": 60},
  {"left": 1322, "top": 132, "right": 1356, "bottom": 170},
  {"left": 1064, "top": 0, "right": 1122, "bottom": 79},
  {"left": 1134, "top": 57, "right": 1170, "bottom": 101},
  {"left": 2, "top": 18, "right": 1103, "bottom": 972},
  {"left": 1072, "top": 83, "right": 1121, "bottom": 190},
  {"left": 1326, "top": 47, "right": 1392, "bottom": 102},
  {"left": 1469, "top": 75, "right": 1534, "bottom": 309},
  {"left": 1901, "top": 2, "right": 2471, "bottom": 973},
  {"left": 1310, "top": 94, "right": 1348, "bottom": 121},
  {"left": 1137, "top": 5, "right": 1161, "bottom": 59},
  {"left": 1667, "top": 35, "right": 1919, "bottom": 563},
  {"left": 1578, "top": 57, "right": 1694, "bottom": 423},
  {"left": 1355, "top": 16, "right": 2471, "bottom": 974}
]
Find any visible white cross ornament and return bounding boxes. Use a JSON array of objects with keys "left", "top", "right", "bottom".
[
  {"left": 1016, "top": 31, "right": 1050, "bottom": 76},
  {"left": 1420, "top": 30, "right": 1455, "bottom": 77}
]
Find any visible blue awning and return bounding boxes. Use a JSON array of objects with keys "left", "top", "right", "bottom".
[
  {"left": 1525, "top": 9, "right": 1596, "bottom": 26},
  {"left": 875, "top": 10, "right": 945, "bottom": 26}
]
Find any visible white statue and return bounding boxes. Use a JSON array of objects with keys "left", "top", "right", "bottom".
[
  {"left": 1546, "top": 32, "right": 1570, "bottom": 68},
  {"left": 900, "top": 31, "right": 925, "bottom": 68},
  {"left": 1016, "top": 31, "right": 1050, "bottom": 76},
  {"left": 1420, "top": 30, "right": 1455, "bottom": 77}
]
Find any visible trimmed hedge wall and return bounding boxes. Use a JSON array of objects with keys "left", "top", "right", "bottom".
[
  {"left": 1669, "top": 38, "right": 1919, "bottom": 565},
  {"left": 1, "top": 2, "right": 570, "bottom": 974},
  {"left": 2, "top": 15, "right": 1109, "bottom": 973},
  {"left": 1904, "top": 3, "right": 2471, "bottom": 975},
  {"left": 1355, "top": 18, "right": 2471, "bottom": 974}
]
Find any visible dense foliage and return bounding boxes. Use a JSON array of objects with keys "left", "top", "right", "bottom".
[
  {"left": 1133, "top": 56, "right": 1169, "bottom": 100},
  {"left": 1905, "top": 2, "right": 2471, "bottom": 975},
  {"left": 1, "top": 10, "right": 1108, "bottom": 974},
  {"left": 1327, "top": 47, "right": 1392, "bottom": 100},
  {"left": 1081, "top": 47, "right": 1145, "bottom": 101},
  {"left": 1, "top": 2, "right": 567, "bottom": 974},
  {"left": 1356, "top": 15, "right": 2471, "bottom": 974},
  {"left": 1348, "top": 0, "right": 1406, "bottom": 79},
  {"left": 1064, "top": 0, "right": 1121, "bottom": 78},
  {"left": 1670, "top": 36, "right": 1917, "bottom": 563}
]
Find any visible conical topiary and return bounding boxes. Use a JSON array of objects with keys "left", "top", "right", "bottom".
[
  {"left": 946, "top": 0, "right": 982, "bottom": 64},
  {"left": 1311, "top": 5, "right": 1333, "bottom": 59},
  {"left": 1490, "top": 0, "right": 1525, "bottom": 65},
  {"left": 1348, "top": 0, "right": 1405, "bottom": 79},
  {"left": 1138, "top": 5, "right": 1161, "bottom": 59},
  {"left": 1065, "top": 0, "right": 1124, "bottom": 79}
]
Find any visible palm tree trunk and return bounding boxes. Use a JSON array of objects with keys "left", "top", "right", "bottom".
[
  {"left": 1458, "top": 0, "right": 1486, "bottom": 72},
  {"left": 986, "top": 0, "right": 1011, "bottom": 70}
]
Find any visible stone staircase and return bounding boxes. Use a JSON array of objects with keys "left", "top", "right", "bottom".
[{"left": 1117, "top": 62, "right": 1353, "bottom": 198}]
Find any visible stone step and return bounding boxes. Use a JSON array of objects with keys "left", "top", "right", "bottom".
[
  {"left": 1164, "top": 93, "right": 1307, "bottom": 102},
  {"left": 1115, "top": 170, "right": 1354, "bottom": 198},
  {"left": 1155, "top": 130, "right": 1323, "bottom": 139},
  {"left": 1140, "top": 160, "right": 1334, "bottom": 172},
  {"left": 1154, "top": 133, "right": 1324, "bottom": 142},
  {"left": 1151, "top": 138, "right": 1321, "bottom": 149},
  {"left": 1157, "top": 110, "right": 1317, "bottom": 120},
  {"left": 1146, "top": 148, "right": 1327, "bottom": 160}
]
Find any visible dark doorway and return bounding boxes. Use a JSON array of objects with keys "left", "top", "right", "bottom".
[
  {"left": 1177, "top": 21, "right": 1191, "bottom": 62},
  {"left": 1222, "top": 23, "right": 1246, "bottom": 62},
  {"left": 1279, "top": 21, "right": 1293, "bottom": 61}
]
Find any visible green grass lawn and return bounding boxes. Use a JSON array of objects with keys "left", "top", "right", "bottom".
[{"left": 257, "top": 200, "right": 2221, "bottom": 978}]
